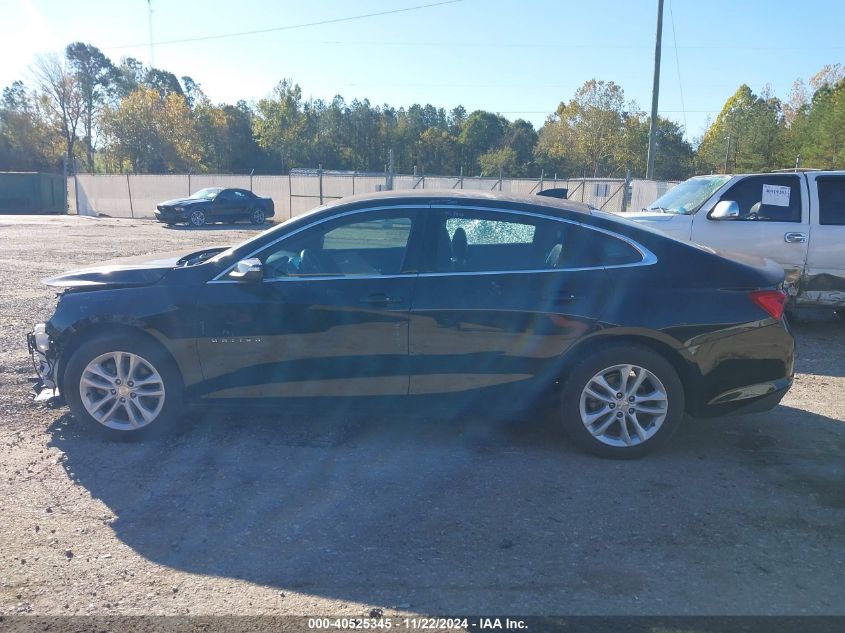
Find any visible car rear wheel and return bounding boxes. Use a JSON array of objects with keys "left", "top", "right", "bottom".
[
  {"left": 559, "top": 343, "right": 684, "bottom": 458},
  {"left": 188, "top": 208, "right": 207, "bottom": 227},
  {"left": 249, "top": 207, "right": 266, "bottom": 225},
  {"left": 63, "top": 332, "right": 184, "bottom": 440}
]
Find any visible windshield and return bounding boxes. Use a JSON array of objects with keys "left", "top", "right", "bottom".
[
  {"left": 189, "top": 188, "right": 222, "bottom": 200},
  {"left": 646, "top": 175, "right": 731, "bottom": 215}
]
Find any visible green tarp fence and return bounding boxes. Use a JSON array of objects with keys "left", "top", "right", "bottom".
[{"left": 0, "top": 172, "right": 65, "bottom": 213}]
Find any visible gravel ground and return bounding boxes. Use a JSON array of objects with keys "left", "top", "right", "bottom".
[{"left": 0, "top": 215, "right": 843, "bottom": 617}]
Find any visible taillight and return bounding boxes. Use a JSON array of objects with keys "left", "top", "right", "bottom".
[{"left": 748, "top": 290, "right": 787, "bottom": 320}]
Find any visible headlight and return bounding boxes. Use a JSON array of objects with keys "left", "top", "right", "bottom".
[
  {"left": 33, "top": 323, "right": 50, "bottom": 352},
  {"left": 174, "top": 206, "right": 184, "bottom": 211}
]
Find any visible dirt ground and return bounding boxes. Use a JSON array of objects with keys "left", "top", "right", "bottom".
[{"left": 0, "top": 215, "right": 843, "bottom": 617}]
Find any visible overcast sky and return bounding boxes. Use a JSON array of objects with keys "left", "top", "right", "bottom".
[{"left": 3, "top": 0, "right": 843, "bottom": 141}]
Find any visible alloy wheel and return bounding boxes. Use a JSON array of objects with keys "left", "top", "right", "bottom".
[
  {"left": 79, "top": 351, "right": 166, "bottom": 430},
  {"left": 578, "top": 364, "right": 668, "bottom": 447},
  {"left": 251, "top": 208, "right": 265, "bottom": 224},
  {"left": 190, "top": 209, "right": 206, "bottom": 226}
]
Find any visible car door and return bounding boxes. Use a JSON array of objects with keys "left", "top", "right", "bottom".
[
  {"left": 194, "top": 207, "right": 423, "bottom": 400},
  {"left": 691, "top": 174, "right": 809, "bottom": 295},
  {"left": 407, "top": 204, "right": 610, "bottom": 396},
  {"left": 804, "top": 173, "right": 845, "bottom": 305},
  {"left": 211, "top": 189, "right": 236, "bottom": 221},
  {"left": 231, "top": 189, "right": 252, "bottom": 219}
]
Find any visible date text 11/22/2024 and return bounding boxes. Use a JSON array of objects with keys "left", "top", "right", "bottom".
[{"left": 307, "top": 617, "right": 528, "bottom": 630}]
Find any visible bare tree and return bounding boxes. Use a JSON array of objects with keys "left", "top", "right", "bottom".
[{"left": 32, "top": 53, "right": 84, "bottom": 173}]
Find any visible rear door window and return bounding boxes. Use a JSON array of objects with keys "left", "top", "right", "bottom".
[
  {"left": 715, "top": 175, "right": 802, "bottom": 222},
  {"left": 817, "top": 177, "right": 845, "bottom": 225},
  {"left": 430, "top": 208, "right": 637, "bottom": 273}
]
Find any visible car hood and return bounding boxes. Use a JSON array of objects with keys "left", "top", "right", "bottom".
[
  {"left": 622, "top": 211, "right": 680, "bottom": 222},
  {"left": 42, "top": 248, "right": 225, "bottom": 289},
  {"left": 158, "top": 198, "right": 204, "bottom": 207}
]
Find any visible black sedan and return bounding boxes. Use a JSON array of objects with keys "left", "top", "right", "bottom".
[
  {"left": 155, "top": 187, "right": 275, "bottom": 227},
  {"left": 28, "top": 191, "right": 794, "bottom": 457}
]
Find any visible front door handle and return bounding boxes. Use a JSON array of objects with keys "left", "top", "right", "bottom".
[
  {"left": 784, "top": 232, "right": 807, "bottom": 244},
  {"left": 359, "top": 293, "right": 403, "bottom": 305}
]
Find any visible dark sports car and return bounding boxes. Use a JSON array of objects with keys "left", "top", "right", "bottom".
[
  {"left": 155, "top": 187, "right": 275, "bottom": 227},
  {"left": 28, "top": 190, "right": 794, "bottom": 457}
]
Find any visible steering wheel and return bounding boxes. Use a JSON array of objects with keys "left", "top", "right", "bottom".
[
  {"left": 299, "top": 249, "right": 335, "bottom": 275},
  {"left": 263, "top": 254, "right": 290, "bottom": 278}
]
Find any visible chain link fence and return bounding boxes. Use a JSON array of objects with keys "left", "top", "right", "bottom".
[{"left": 71, "top": 169, "right": 677, "bottom": 220}]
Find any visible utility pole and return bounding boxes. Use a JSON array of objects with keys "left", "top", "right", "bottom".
[
  {"left": 645, "top": 0, "right": 664, "bottom": 180},
  {"left": 147, "top": 0, "right": 155, "bottom": 68}
]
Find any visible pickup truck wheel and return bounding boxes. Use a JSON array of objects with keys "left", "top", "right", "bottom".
[
  {"left": 63, "top": 332, "right": 184, "bottom": 440},
  {"left": 559, "top": 343, "right": 684, "bottom": 459},
  {"left": 249, "top": 208, "right": 266, "bottom": 225},
  {"left": 188, "top": 208, "right": 207, "bottom": 227}
]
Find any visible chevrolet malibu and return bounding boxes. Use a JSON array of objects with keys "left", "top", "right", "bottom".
[{"left": 28, "top": 191, "right": 794, "bottom": 458}]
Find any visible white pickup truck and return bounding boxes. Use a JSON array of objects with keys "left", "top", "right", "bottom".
[{"left": 624, "top": 171, "right": 845, "bottom": 308}]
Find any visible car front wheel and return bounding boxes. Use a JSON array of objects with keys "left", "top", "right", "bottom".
[
  {"left": 559, "top": 343, "right": 684, "bottom": 458},
  {"left": 63, "top": 332, "right": 184, "bottom": 439},
  {"left": 188, "top": 208, "right": 207, "bottom": 227}
]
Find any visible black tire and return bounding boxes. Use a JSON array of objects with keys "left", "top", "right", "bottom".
[
  {"left": 62, "top": 331, "right": 184, "bottom": 440},
  {"left": 558, "top": 343, "right": 684, "bottom": 459},
  {"left": 188, "top": 208, "right": 207, "bottom": 227},
  {"left": 249, "top": 207, "right": 266, "bottom": 225}
]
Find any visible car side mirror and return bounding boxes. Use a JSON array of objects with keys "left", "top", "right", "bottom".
[
  {"left": 228, "top": 258, "right": 263, "bottom": 282},
  {"left": 710, "top": 200, "right": 740, "bottom": 220}
]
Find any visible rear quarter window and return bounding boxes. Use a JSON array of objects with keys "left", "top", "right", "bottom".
[
  {"left": 590, "top": 231, "right": 643, "bottom": 266},
  {"left": 817, "top": 177, "right": 845, "bottom": 225}
]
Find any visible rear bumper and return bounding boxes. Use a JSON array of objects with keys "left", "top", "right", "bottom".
[
  {"left": 685, "top": 320, "right": 794, "bottom": 418},
  {"left": 699, "top": 376, "right": 792, "bottom": 417}
]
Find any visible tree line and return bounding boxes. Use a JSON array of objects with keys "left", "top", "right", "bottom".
[{"left": 1, "top": 42, "right": 842, "bottom": 180}]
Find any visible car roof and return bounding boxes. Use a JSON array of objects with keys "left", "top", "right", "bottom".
[{"left": 322, "top": 188, "right": 594, "bottom": 216}]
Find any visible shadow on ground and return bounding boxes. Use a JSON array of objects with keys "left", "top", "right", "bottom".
[
  {"left": 163, "top": 223, "right": 270, "bottom": 232},
  {"left": 46, "top": 394, "right": 845, "bottom": 613}
]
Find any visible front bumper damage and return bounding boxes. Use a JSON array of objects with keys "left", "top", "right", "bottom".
[{"left": 27, "top": 323, "right": 64, "bottom": 406}]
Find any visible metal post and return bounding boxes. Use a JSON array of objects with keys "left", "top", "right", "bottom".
[
  {"left": 318, "top": 164, "right": 323, "bottom": 205},
  {"left": 794, "top": 154, "right": 801, "bottom": 171},
  {"left": 288, "top": 171, "right": 292, "bottom": 219},
  {"left": 352, "top": 171, "right": 356, "bottom": 195},
  {"left": 498, "top": 167, "right": 503, "bottom": 191},
  {"left": 645, "top": 0, "right": 664, "bottom": 180},
  {"left": 73, "top": 164, "right": 80, "bottom": 216},
  {"left": 62, "top": 155, "right": 69, "bottom": 214},
  {"left": 460, "top": 165, "right": 464, "bottom": 189},
  {"left": 187, "top": 169, "right": 192, "bottom": 196},
  {"left": 249, "top": 168, "right": 254, "bottom": 192},
  {"left": 388, "top": 149, "right": 395, "bottom": 191},
  {"left": 126, "top": 173, "right": 134, "bottom": 218},
  {"left": 539, "top": 169, "right": 544, "bottom": 192},
  {"left": 622, "top": 169, "right": 632, "bottom": 212}
]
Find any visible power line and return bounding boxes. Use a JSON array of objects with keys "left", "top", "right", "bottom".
[
  {"left": 668, "top": 0, "right": 688, "bottom": 134},
  {"left": 108, "top": 0, "right": 464, "bottom": 50}
]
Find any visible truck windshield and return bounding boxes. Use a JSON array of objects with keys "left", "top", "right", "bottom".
[{"left": 647, "top": 175, "right": 731, "bottom": 215}]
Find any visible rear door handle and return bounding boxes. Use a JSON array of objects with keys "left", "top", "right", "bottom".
[
  {"left": 784, "top": 232, "right": 807, "bottom": 243},
  {"left": 359, "top": 293, "right": 403, "bottom": 305}
]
